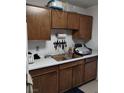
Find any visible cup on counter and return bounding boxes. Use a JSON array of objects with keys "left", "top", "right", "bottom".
[{"left": 28, "top": 54, "right": 34, "bottom": 64}]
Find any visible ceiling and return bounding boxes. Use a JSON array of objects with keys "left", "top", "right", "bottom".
[{"left": 62, "top": 0, "right": 98, "bottom": 8}]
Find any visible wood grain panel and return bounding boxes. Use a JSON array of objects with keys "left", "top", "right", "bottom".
[
  {"left": 67, "top": 12, "right": 80, "bottom": 30},
  {"left": 52, "top": 10, "right": 67, "bottom": 29},
  {"left": 73, "top": 60, "right": 85, "bottom": 87},
  {"left": 59, "top": 68, "right": 73, "bottom": 93},
  {"left": 32, "top": 72, "right": 58, "bottom": 93},
  {"left": 79, "top": 15, "right": 93, "bottom": 41},
  {"left": 84, "top": 61, "right": 97, "bottom": 82},
  {"left": 29, "top": 66, "right": 58, "bottom": 77},
  {"left": 26, "top": 5, "right": 51, "bottom": 40},
  {"left": 73, "top": 15, "right": 93, "bottom": 41}
]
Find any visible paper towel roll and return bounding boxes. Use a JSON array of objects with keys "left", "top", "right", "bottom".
[{"left": 57, "top": 34, "right": 66, "bottom": 39}]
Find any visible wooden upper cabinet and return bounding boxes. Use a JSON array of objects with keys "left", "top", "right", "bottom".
[
  {"left": 52, "top": 10, "right": 67, "bottom": 29},
  {"left": 73, "top": 15, "right": 93, "bottom": 41},
  {"left": 67, "top": 12, "right": 80, "bottom": 30},
  {"left": 79, "top": 15, "right": 93, "bottom": 41},
  {"left": 26, "top": 5, "right": 51, "bottom": 40}
]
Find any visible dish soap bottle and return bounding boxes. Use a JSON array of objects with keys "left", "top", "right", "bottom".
[{"left": 68, "top": 47, "right": 73, "bottom": 58}]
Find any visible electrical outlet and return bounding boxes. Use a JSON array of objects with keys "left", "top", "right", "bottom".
[{"left": 36, "top": 46, "right": 39, "bottom": 51}]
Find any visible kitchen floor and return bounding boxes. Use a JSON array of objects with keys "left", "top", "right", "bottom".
[{"left": 79, "top": 80, "right": 98, "bottom": 93}]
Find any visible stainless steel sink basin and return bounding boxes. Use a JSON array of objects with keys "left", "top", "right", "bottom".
[{"left": 52, "top": 54, "right": 81, "bottom": 61}]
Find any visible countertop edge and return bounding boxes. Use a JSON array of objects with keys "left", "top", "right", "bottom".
[{"left": 28, "top": 51, "right": 98, "bottom": 71}]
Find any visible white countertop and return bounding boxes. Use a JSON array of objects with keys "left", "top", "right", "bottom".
[{"left": 28, "top": 50, "right": 98, "bottom": 71}]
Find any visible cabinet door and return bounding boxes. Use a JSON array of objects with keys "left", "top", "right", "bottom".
[
  {"left": 84, "top": 61, "right": 97, "bottom": 82},
  {"left": 59, "top": 68, "right": 72, "bottom": 93},
  {"left": 72, "top": 60, "right": 85, "bottom": 87},
  {"left": 26, "top": 5, "right": 51, "bottom": 40},
  {"left": 73, "top": 15, "right": 93, "bottom": 41},
  {"left": 32, "top": 76, "right": 40, "bottom": 93},
  {"left": 67, "top": 12, "right": 80, "bottom": 30},
  {"left": 79, "top": 15, "right": 93, "bottom": 41},
  {"left": 52, "top": 10, "right": 67, "bottom": 29},
  {"left": 72, "top": 64, "right": 83, "bottom": 87},
  {"left": 32, "top": 71, "right": 58, "bottom": 93}
]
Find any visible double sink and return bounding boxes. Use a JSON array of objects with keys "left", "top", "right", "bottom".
[{"left": 52, "top": 54, "right": 81, "bottom": 61}]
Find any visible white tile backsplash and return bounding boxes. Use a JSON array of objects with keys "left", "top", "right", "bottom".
[{"left": 28, "top": 30, "right": 75, "bottom": 56}]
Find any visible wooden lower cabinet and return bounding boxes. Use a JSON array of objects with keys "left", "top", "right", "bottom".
[
  {"left": 72, "top": 63, "right": 84, "bottom": 87},
  {"left": 32, "top": 76, "right": 40, "bottom": 93},
  {"left": 33, "top": 72, "right": 58, "bottom": 93},
  {"left": 29, "top": 66, "right": 58, "bottom": 93},
  {"left": 84, "top": 56, "right": 97, "bottom": 82},
  {"left": 59, "top": 60, "right": 84, "bottom": 93},
  {"left": 29, "top": 57, "right": 98, "bottom": 93},
  {"left": 59, "top": 68, "right": 73, "bottom": 93}
]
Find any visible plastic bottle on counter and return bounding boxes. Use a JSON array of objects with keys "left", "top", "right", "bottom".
[{"left": 68, "top": 47, "right": 73, "bottom": 58}]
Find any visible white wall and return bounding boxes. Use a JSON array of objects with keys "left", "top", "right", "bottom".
[
  {"left": 26, "top": 0, "right": 48, "bottom": 7},
  {"left": 86, "top": 5, "right": 98, "bottom": 50},
  {"left": 26, "top": 0, "right": 86, "bottom": 14}
]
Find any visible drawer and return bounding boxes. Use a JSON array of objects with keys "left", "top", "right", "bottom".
[
  {"left": 85, "top": 56, "right": 98, "bottom": 63},
  {"left": 59, "top": 60, "right": 84, "bottom": 70},
  {"left": 29, "top": 66, "right": 58, "bottom": 77}
]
